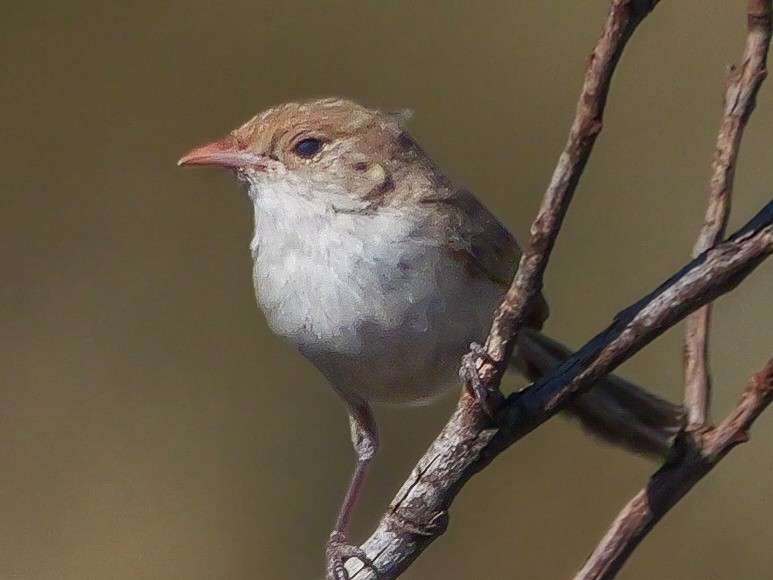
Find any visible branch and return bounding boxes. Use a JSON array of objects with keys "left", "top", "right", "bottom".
[
  {"left": 683, "top": 0, "right": 772, "bottom": 427},
  {"left": 479, "top": 0, "right": 662, "bottom": 385},
  {"left": 347, "top": 201, "right": 773, "bottom": 579},
  {"left": 577, "top": 4, "right": 772, "bottom": 577},
  {"left": 495, "top": 202, "right": 772, "bottom": 448},
  {"left": 346, "top": 4, "right": 665, "bottom": 576},
  {"left": 340, "top": 1, "right": 772, "bottom": 578},
  {"left": 574, "top": 360, "right": 773, "bottom": 580}
]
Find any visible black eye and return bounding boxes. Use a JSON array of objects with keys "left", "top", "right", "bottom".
[{"left": 293, "top": 137, "right": 323, "bottom": 158}]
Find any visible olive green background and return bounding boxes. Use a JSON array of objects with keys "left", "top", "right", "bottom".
[{"left": 2, "top": 2, "right": 772, "bottom": 579}]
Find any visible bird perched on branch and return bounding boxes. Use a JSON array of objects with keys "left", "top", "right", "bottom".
[{"left": 179, "top": 98, "right": 681, "bottom": 579}]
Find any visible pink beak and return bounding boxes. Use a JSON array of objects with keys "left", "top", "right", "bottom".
[{"left": 177, "top": 135, "right": 264, "bottom": 169}]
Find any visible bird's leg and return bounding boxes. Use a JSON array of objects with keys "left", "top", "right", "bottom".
[
  {"left": 459, "top": 342, "right": 503, "bottom": 417},
  {"left": 326, "top": 399, "right": 379, "bottom": 580}
]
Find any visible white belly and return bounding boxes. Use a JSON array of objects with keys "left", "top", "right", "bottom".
[{"left": 250, "top": 191, "right": 501, "bottom": 403}]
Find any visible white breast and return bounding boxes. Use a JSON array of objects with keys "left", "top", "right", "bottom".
[{"left": 249, "top": 180, "right": 501, "bottom": 403}]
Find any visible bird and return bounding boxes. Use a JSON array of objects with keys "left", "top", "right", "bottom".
[{"left": 178, "top": 98, "right": 681, "bottom": 579}]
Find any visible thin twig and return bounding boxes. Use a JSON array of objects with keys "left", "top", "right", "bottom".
[
  {"left": 683, "top": 0, "right": 772, "bottom": 427},
  {"left": 348, "top": 202, "right": 773, "bottom": 579},
  {"left": 574, "top": 359, "right": 773, "bottom": 580},
  {"left": 475, "top": 0, "right": 662, "bottom": 388}
]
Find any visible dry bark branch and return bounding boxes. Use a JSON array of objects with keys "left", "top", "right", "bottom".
[
  {"left": 347, "top": 205, "right": 772, "bottom": 579},
  {"left": 574, "top": 360, "right": 773, "bottom": 580},
  {"left": 338, "top": 1, "right": 773, "bottom": 578},
  {"left": 346, "top": 3, "right": 665, "bottom": 576},
  {"left": 683, "top": 0, "right": 772, "bottom": 427},
  {"left": 479, "top": 0, "right": 662, "bottom": 385},
  {"left": 577, "top": 4, "right": 773, "bottom": 577}
]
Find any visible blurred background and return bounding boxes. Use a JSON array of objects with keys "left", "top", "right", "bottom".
[{"left": 2, "top": 1, "right": 772, "bottom": 579}]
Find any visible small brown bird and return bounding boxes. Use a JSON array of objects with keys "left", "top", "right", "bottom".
[{"left": 179, "top": 98, "right": 680, "bottom": 579}]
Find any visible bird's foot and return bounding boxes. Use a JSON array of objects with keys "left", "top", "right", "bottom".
[
  {"left": 459, "top": 342, "right": 504, "bottom": 417},
  {"left": 326, "top": 531, "right": 377, "bottom": 580}
]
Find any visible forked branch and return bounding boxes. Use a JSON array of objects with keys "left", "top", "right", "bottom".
[
  {"left": 575, "top": 360, "right": 773, "bottom": 580},
  {"left": 579, "top": 2, "right": 772, "bottom": 577},
  {"left": 348, "top": 203, "right": 772, "bottom": 580},
  {"left": 683, "top": 0, "right": 773, "bottom": 427},
  {"left": 342, "top": 1, "right": 772, "bottom": 578}
]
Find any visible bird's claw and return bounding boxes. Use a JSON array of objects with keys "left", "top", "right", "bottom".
[
  {"left": 326, "top": 531, "right": 377, "bottom": 580},
  {"left": 459, "top": 342, "right": 503, "bottom": 417}
]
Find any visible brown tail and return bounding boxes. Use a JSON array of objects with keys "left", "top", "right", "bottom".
[{"left": 514, "top": 328, "right": 683, "bottom": 459}]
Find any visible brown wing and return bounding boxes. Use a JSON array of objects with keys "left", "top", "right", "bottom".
[
  {"left": 427, "top": 186, "right": 549, "bottom": 330},
  {"left": 388, "top": 130, "right": 548, "bottom": 329},
  {"left": 444, "top": 188, "right": 519, "bottom": 285}
]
